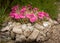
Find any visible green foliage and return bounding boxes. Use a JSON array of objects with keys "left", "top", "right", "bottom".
[{"left": 0, "top": 0, "right": 58, "bottom": 25}]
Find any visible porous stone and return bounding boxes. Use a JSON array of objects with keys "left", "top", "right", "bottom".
[
  {"left": 27, "top": 26, "right": 34, "bottom": 31},
  {"left": 34, "top": 23, "right": 45, "bottom": 30},
  {"left": 8, "top": 22, "right": 13, "bottom": 26},
  {"left": 12, "top": 26, "right": 22, "bottom": 34},
  {"left": 10, "top": 31, "right": 15, "bottom": 40},
  {"left": 57, "top": 19, "right": 60, "bottom": 23},
  {"left": 6, "top": 40, "right": 15, "bottom": 43},
  {"left": 11, "top": 22, "right": 17, "bottom": 27},
  {"left": 43, "top": 21, "right": 51, "bottom": 28},
  {"left": 49, "top": 19, "right": 54, "bottom": 23},
  {"left": 16, "top": 34, "right": 26, "bottom": 42},
  {"left": 37, "top": 34, "right": 45, "bottom": 42},
  {"left": 1, "top": 26, "right": 11, "bottom": 31},
  {"left": 1, "top": 21, "right": 59, "bottom": 43},
  {"left": 36, "top": 31, "right": 46, "bottom": 42},
  {"left": 15, "top": 22, "right": 21, "bottom": 26},
  {"left": 0, "top": 32, "right": 11, "bottom": 41},
  {"left": 53, "top": 20, "right": 59, "bottom": 25},
  {"left": 27, "top": 23, "right": 32, "bottom": 26},
  {"left": 24, "top": 29, "right": 32, "bottom": 37},
  {"left": 21, "top": 24, "right": 27, "bottom": 31},
  {"left": 28, "top": 29, "right": 39, "bottom": 40}
]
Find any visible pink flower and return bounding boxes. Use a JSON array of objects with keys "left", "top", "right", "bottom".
[
  {"left": 26, "top": 14, "right": 31, "bottom": 19},
  {"left": 11, "top": 5, "right": 19, "bottom": 11},
  {"left": 27, "top": 4, "right": 32, "bottom": 9},
  {"left": 38, "top": 11, "right": 50, "bottom": 19},
  {"left": 38, "top": 12, "right": 45, "bottom": 19},
  {"left": 44, "top": 12, "right": 50, "bottom": 18},
  {"left": 26, "top": 13, "right": 37, "bottom": 23},
  {"left": 9, "top": 12, "right": 20, "bottom": 19},
  {"left": 33, "top": 7, "right": 38, "bottom": 11},
  {"left": 19, "top": 13, "right": 25, "bottom": 18},
  {"left": 9, "top": 12, "right": 15, "bottom": 18},
  {"left": 20, "top": 6, "right": 26, "bottom": 13},
  {"left": 30, "top": 16, "right": 37, "bottom": 23},
  {"left": 14, "top": 13, "right": 20, "bottom": 19}
]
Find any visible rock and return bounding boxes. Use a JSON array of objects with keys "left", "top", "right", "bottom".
[
  {"left": 58, "top": 14, "right": 60, "bottom": 18},
  {"left": 40, "top": 31, "right": 46, "bottom": 37},
  {"left": 21, "top": 24, "right": 27, "bottom": 31},
  {"left": 2, "top": 22, "right": 8, "bottom": 27},
  {"left": 49, "top": 19, "right": 54, "bottom": 23},
  {"left": 6, "top": 40, "right": 15, "bottom": 43},
  {"left": 24, "top": 29, "right": 32, "bottom": 37},
  {"left": 27, "top": 26, "right": 34, "bottom": 31},
  {"left": 37, "top": 31, "right": 46, "bottom": 42},
  {"left": 57, "top": 19, "right": 60, "bottom": 23},
  {"left": 49, "top": 19, "right": 58, "bottom": 25},
  {"left": 0, "top": 32, "right": 11, "bottom": 41},
  {"left": 51, "top": 25, "right": 60, "bottom": 40},
  {"left": 0, "top": 38, "right": 1, "bottom": 43},
  {"left": 34, "top": 23, "right": 45, "bottom": 30},
  {"left": 43, "top": 39, "right": 56, "bottom": 43},
  {"left": 37, "top": 34, "right": 45, "bottom": 42},
  {"left": 28, "top": 29, "right": 39, "bottom": 40},
  {"left": 43, "top": 24, "right": 60, "bottom": 43},
  {"left": 43, "top": 21, "right": 51, "bottom": 28},
  {"left": 57, "top": 13, "right": 60, "bottom": 23},
  {"left": 16, "top": 34, "right": 26, "bottom": 42},
  {"left": 10, "top": 31, "right": 15, "bottom": 40},
  {"left": 27, "top": 23, "right": 32, "bottom": 26},
  {"left": 16, "top": 22, "right": 21, "bottom": 26},
  {"left": 12, "top": 26, "right": 22, "bottom": 34},
  {"left": 1, "top": 22, "right": 18, "bottom": 32},
  {"left": 37, "top": 27, "right": 52, "bottom": 42},
  {"left": 53, "top": 20, "right": 59, "bottom": 25},
  {"left": 1, "top": 26, "right": 11, "bottom": 31},
  {"left": 11, "top": 22, "right": 17, "bottom": 27},
  {"left": 8, "top": 22, "right": 13, "bottom": 26}
]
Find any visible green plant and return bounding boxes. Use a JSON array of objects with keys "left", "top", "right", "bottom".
[{"left": 0, "top": 0, "right": 58, "bottom": 25}]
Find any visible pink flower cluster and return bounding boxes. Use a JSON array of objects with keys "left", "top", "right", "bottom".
[
  {"left": 9, "top": 5, "right": 50, "bottom": 23},
  {"left": 38, "top": 11, "right": 50, "bottom": 20}
]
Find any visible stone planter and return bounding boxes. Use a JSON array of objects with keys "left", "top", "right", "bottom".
[{"left": 0, "top": 20, "right": 59, "bottom": 43}]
